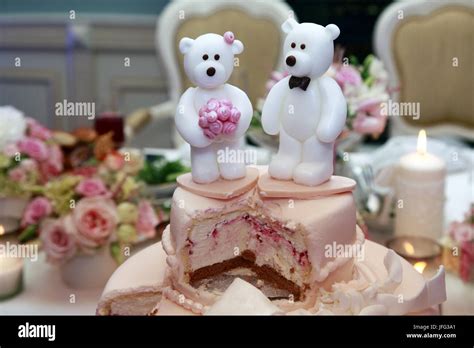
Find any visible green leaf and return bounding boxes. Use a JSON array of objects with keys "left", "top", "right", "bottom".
[
  {"left": 361, "top": 54, "right": 374, "bottom": 81},
  {"left": 137, "top": 158, "right": 189, "bottom": 185},
  {"left": 349, "top": 55, "right": 359, "bottom": 66},
  {"left": 110, "top": 241, "right": 125, "bottom": 264},
  {"left": 19, "top": 224, "right": 38, "bottom": 243}
]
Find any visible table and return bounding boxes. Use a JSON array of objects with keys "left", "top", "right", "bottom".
[{"left": 1, "top": 155, "right": 472, "bottom": 315}]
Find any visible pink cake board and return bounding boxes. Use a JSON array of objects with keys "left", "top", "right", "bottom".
[
  {"left": 176, "top": 167, "right": 259, "bottom": 200},
  {"left": 258, "top": 174, "right": 356, "bottom": 199},
  {"left": 98, "top": 240, "right": 443, "bottom": 315}
]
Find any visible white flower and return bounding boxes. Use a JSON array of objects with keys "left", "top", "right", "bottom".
[
  {"left": 369, "top": 58, "right": 389, "bottom": 85},
  {"left": 0, "top": 106, "right": 27, "bottom": 149}
]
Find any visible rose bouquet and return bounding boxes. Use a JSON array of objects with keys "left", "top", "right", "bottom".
[
  {"left": 328, "top": 51, "right": 390, "bottom": 139},
  {"left": 0, "top": 107, "right": 64, "bottom": 197},
  {"left": 17, "top": 148, "right": 168, "bottom": 265},
  {"left": 0, "top": 108, "right": 168, "bottom": 265},
  {"left": 198, "top": 98, "right": 241, "bottom": 140},
  {"left": 251, "top": 50, "right": 391, "bottom": 142}
]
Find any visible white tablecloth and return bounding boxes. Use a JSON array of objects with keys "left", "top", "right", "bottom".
[{"left": 1, "top": 159, "right": 472, "bottom": 315}]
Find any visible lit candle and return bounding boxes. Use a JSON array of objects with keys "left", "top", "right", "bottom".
[
  {"left": 0, "top": 251, "right": 23, "bottom": 300},
  {"left": 0, "top": 218, "right": 19, "bottom": 235},
  {"left": 395, "top": 130, "right": 446, "bottom": 239},
  {"left": 387, "top": 235, "right": 441, "bottom": 279}
]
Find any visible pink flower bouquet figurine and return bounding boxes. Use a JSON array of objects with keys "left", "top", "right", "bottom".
[{"left": 198, "top": 98, "right": 241, "bottom": 140}]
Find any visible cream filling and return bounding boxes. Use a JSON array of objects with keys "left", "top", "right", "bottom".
[{"left": 181, "top": 212, "right": 311, "bottom": 288}]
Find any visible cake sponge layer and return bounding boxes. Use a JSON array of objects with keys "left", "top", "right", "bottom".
[{"left": 169, "top": 182, "right": 357, "bottom": 298}]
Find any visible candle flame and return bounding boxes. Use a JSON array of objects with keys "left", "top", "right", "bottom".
[
  {"left": 403, "top": 241, "right": 415, "bottom": 256},
  {"left": 0, "top": 225, "right": 4, "bottom": 236},
  {"left": 413, "top": 261, "right": 427, "bottom": 274},
  {"left": 417, "top": 129, "right": 427, "bottom": 155}
]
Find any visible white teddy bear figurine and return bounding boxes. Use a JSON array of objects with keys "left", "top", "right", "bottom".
[
  {"left": 176, "top": 32, "right": 253, "bottom": 184},
  {"left": 262, "top": 19, "right": 347, "bottom": 186}
]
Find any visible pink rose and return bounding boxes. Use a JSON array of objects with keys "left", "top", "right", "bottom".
[
  {"left": 27, "top": 118, "right": 52, "bottom": 140},
  {"left": 198, "top": 116, "right": 209, "bottom": 128},
  {"left": 335, "top": 66, "right": 362, "bottom": 89},
  {"left": 352, "top": 99, "right": 387, "bottom": 136},
  {"left": 76, "top": 177, "right": 109, "bottom": 197},
  {"left": 40, "top": 217, "right": 77, "bottom": 263},
  {"left": 217, "top": 106, "right": 230, "bottom": 121},
  {"left": 38, "top": 144, "right": 63, "bottom": 182},
  {"left": 37, "top": 145, "right": 63, "bottom": 183},
  {"left": 47, "top": 144, "right": 63, "bottom": 173},
  {"left": 353, "top": 113, "right": 385, "bottom": 136},
  {"left": 18, "top": 137, "right": 48, "bottom": 161},
  {"left": 207, "top": 98, "right": 219, "bottom": 111},
  {"left": 9, "top": 167, "right": 27, "bottom": 182},
  {"left": 229, "top": 107, "right": 241, "bottom": 123},
  {"left": 135, "top": 200, "right": 159, "bottom": 238},
  {"left": 21, "top": 197, "right": 53, "bottom": 227},
  {"left": 3, "top": 143, "right": 19, "bottom": 157},
  {"left": 203, "top": 129, "right": 216, "bottom": 139},
  {"left": 20, "top": 158, "right": 39, "bottom": 172},
  {"left": 73, "top": 197, "right": 118, "bottom": 248},
  {"left": 206, "top": 111, "right": 218, "bottom": 123},
  {"left": 209, "top": 120, "right": 223, "bottom": 135},
  {"left": 222, "top": 122, "right": 236, "bottom": 135},
  {"left": 450, "top": 222, "right": 473, "bottom": 243}
]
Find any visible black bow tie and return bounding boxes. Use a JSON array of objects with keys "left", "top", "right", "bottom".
[{"left": 289, "top": 76, "right": 311, "bottom": 91}]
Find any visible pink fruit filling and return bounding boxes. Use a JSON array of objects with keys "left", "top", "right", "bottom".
[{"left": 183, "top": 212, "right": 311, "bottom": 289}]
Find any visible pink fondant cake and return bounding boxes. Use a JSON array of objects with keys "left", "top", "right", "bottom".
[
  {"left": 97, "top": 20, "right": 447, "bottom": 315},
  {"left": 98, "top": 168, "right": 446, "bottom": 316},
  {"left": 160, "top": 168, "right": 363, "bottom": 312}
]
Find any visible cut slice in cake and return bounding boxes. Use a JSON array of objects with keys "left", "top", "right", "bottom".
[{"left": 164, "top": 181, "right": 359, "bottom": 308}]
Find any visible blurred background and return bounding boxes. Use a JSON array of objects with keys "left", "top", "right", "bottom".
[
  {"left": 0, "top": 0, "right": 472, "bottom": 315},
  {"left": 0, "top": 0, "right": 394, "bottom": 148}
]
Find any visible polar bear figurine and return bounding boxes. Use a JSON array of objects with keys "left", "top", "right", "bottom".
[
  {"left": 176, "top": 32, "right": 253, "bottom": 184},
  {"left": 262, "top": 19, "right": 347, "bottom": 186}
]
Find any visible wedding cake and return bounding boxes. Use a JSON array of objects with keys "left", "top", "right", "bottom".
[{"left": 97, "top": 19, "right": 446, "bottom": 316}]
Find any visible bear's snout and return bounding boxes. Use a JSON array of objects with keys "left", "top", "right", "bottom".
[
  {"left": 286, "top": 55, "right": 296, "bottom": 67},
  {"left": 207, "top": 67, "right": 216, "bottom": 77}
]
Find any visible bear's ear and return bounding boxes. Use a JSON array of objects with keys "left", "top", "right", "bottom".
[
  {"left": 325, "top": 24, "right": 340, "bottom": 40},
  {"left": 281, "top": 18, "right": 298, "bottom": 34},
  {"left": 231, "top": 39, "right": 244, "bottom": 55},
  {"left": 179, "top": 37, "right": 194, "bottom": 54}
]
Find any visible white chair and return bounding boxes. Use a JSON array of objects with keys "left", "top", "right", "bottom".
[
  {"left": 374, "top": 0, "right": 474, "bottom": 140},
  {"left": 125, "top": 0, "right": 294, "bottom": 146}
]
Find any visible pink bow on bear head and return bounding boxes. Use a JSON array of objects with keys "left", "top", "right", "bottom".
[{"left": 223, "top": 31, "right": 235, "bottom": 44}]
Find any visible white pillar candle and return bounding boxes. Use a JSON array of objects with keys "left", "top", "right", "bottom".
[
  {"left": 395, "top": 130, "right": 446, "bottom": 239},
  {"left": 0, "top": 253, "right": 24, "bottom": 299}
]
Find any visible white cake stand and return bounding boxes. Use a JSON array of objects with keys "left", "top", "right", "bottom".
[{"left": 97, "top": 239, "right": 445, "bottom": 315}]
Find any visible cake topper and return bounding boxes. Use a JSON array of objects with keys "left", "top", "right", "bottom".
[
  {"left": 262, "top": 18, "right": 347, "bottom": 186},
  {"left": 175, "top": 32, "right": 253, "bottom": 184}
]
